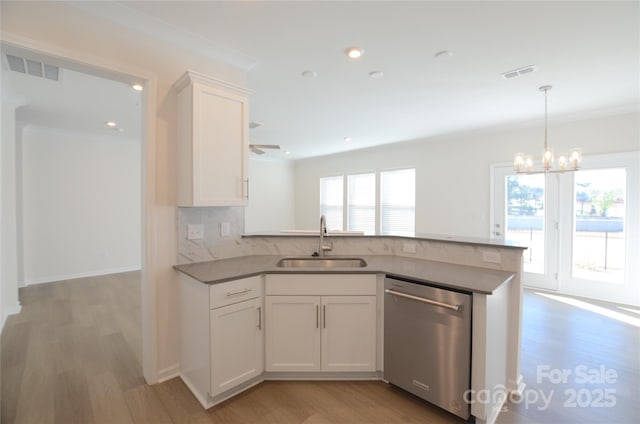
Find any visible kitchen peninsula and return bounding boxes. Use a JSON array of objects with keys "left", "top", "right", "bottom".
[{"left": 174, "top": 233, "right": 526, "bottom": 424}]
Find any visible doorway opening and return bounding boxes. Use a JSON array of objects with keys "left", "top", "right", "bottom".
[{"left": 1, "top": 39, "right": 157, "bottom": 383}]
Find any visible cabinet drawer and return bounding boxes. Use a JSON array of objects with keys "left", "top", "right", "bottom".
[
  {"left": 210, "top": 275, "right": 263, "bottom": 309},
  {"left": 265, "top": 274, "right": 376, "bottom": 296}
]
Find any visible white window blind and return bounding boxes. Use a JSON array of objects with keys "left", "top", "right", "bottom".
[
  {"left": 320, "top": 176, "right": 344, "bottom": 231},
  {"left": 380, "top": 169, "right": 415, "bottom": 235},
  {"left": 347, "top": 173, "right": 375, "bottom": 234}
]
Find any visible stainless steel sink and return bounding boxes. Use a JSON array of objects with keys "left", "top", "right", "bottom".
[{"left": 276, "top": 257, "right": 367, "bottom": 268}]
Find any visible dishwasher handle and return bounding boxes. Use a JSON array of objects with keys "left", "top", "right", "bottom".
[{"left": 385, "top": 288, "right": 462, "bottom": 312}]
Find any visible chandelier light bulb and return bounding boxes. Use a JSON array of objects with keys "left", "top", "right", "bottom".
[
  {"left": 514, "top": 153, "right": 525, "bottom": 173},
  {"left": 542, "top": 147, "right": 554, "bottom": 170},
  {"left": 558, "top": 154, "right": 568, "bottom": 171},
  {"left": 570, "top": 149, "right": 582, "bottom": 169},
  {"left": 525, "top": 155, "right": 534, "bottom": 172}
]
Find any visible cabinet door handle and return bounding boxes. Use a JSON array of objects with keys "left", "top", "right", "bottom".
[
  {"left": 257, "top": 306, "right": 262, "bottom": 330},
  {"left": 226, "top": 288, "right": 251, "bottom": 297},
  {"left": 244, "top": 178, "right": 249, "bottom": 200},
  {"left": 316, "top": 305, "right": 319, "bottom": 329},
  {"left": 323, "top": 305, "right": 326, "bottom": 329}
]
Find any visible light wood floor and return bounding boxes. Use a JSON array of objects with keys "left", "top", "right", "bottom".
[{"left": 2, "top": 272, "right": 639, "bottom": 423}]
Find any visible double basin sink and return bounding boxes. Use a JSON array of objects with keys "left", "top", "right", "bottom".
[{"left": 276, "top": 257, "right": 367, "bottom": 269}]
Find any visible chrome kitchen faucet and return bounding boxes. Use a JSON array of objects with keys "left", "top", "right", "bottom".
[{"left": 318, "top": 215, "right": 333, "bottom": 257}]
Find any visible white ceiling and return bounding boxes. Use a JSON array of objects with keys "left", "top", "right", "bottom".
[
  {"left": 2, "top": 57, "right": 142, "bottom": 141},
  {"left": 8, "top": 1, "right": 640, "bottom": 159}
]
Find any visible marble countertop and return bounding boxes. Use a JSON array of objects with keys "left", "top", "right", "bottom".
[{"left": 173, "top": 255, "right": 515, "bottom": 295}]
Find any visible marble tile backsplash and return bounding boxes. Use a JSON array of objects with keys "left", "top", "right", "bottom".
[
  {"left": 177, "top": 207, "right": 521, "bottom": 274},
  {"left": 392, "top": 238, "right": 522, "bottom": 272},
  {"left": 177, "top": 207, "right": 251, "bottom": 264},
  {"left": 243, "top": 235, "right": 395, "bottom": 256}
]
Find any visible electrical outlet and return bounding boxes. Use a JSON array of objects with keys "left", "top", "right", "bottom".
[
  {"left": 482, "top": 251, "right": 502, "bottom": 264},
  {"left": 187, "top": 224, "right": 204, "bottom": 240},
  {"left": 402, "top": 242, "right": 417, "bottom": 254},
  {"left": 220, "top": 222, "right": 231, "bottom": 237}
]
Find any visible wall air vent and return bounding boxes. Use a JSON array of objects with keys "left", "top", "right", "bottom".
[
  {"left": 5, "top": 54, "right": 60, "bottom": 81},
  {"left": 501, "top": 65, "right": 536, "bottom": 80}
]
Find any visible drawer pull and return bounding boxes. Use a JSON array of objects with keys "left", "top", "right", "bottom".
[{"left": 226, "top": 288, "right": 251, "bottom": 297}]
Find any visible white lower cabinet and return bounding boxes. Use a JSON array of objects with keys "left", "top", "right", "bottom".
[
  {"left": 321, "top": 296, "right": 377, "bottom": 372},
  {"left": 265, "top": 296, "right": 321, "bottom": 371},
  {"left": 210, "top": 296, "right": 263, "bottom": 396},
  {"left": 179, "top": 273, "right": 263, "bottom": 408},
  {"left": 180, "top": 272, "right": 377, "bottom": 409},
  {"left": 265, "top": 274, "right": 377, "bottom": 373}
]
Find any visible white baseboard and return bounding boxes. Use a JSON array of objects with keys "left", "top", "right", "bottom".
[
  {"left": 1, "top": 302, "right": 22, "bottom": 333},
  {"left": 21, "top": 266, "right": 141, "bottom": 285},
  {"left": 511, "top": 373, "right": 526, "bottom": 397},
  {"left": 157, "top": 363, "right": 180, "bottom": 383}
]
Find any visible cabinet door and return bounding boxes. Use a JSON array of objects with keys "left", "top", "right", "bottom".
[
  {"left": 265, "top": 296, "right": 320, "bottom": 372},
  {"left": 210, "top": 297, "right": 263, "bottom": 397},
  {"left": 321, "top": 296, "right": 377, "bottom": 372},
  {"left": 192, "top": 83, "right": 248, "bottom": 206}
]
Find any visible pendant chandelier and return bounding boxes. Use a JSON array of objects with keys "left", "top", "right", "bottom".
[{"left": 514, "top": 85, "right": 581, "bottom": 174}]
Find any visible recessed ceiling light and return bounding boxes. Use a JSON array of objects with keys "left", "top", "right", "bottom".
[
  {"left": 105, "top": 121, "right": 117, "bottom": 127},
  {"left": 369, "top": 71, "right": 384, "bottom": 79},
  {"left": 434, "top": 50, "right": 453, "bottom": 59},
  {"left": 301, "top": 70, "right": 317, "bottom": 78},
  {"left": 345, "top": 47, "right": 364, "bottom": 59},
  {"left": 285, "top": 151, "right": 291, "bottom": 155},
  {"left": 344, "top": 137, "right": 352, "bottom": 142},
  {"left": 132, "top": 83, "right": 143, "bottom": 91}
]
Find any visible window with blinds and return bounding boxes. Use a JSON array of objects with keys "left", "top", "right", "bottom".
[
  {"left": 320, "top": 168, "right": 415, "bottom": 235},
  {"left": 347, "top": 173, "right": 375, "bottom": 234},
  {"left": 380, "top": 169, "right": 415, "bottom": 235},
  {"left": 320, "top": 176, "right": 344, "bottom": 231}
]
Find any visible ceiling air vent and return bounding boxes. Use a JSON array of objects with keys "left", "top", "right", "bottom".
[
  {"left": 5, "top": 54, "right": 60, "bottom": 81},
  {"left": 501, "top": 65, "right": 536, "bottom": 80}
]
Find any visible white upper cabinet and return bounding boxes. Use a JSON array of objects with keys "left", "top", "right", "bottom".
[{"left": 174, "top": 70, "right": 251, "bottom": 206}]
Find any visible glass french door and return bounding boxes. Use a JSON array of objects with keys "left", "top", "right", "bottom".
[
  {"left": 492, "top": 165, "right": 559, "bottom": 290},
  {"left": 558, "top": 152, "right": 639, "bottom": 305},
  {"left": 493, "top": 152, "right": 639, "bottom": 305}
]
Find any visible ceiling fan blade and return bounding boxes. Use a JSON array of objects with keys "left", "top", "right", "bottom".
[{"left": 249, "top": 144, "right": 280, "bottom": 150}]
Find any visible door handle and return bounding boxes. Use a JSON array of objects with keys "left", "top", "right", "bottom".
[
  {"left": 385, "top": 289, "right": 461, "bottom": 311},
  {"left": 257, "top": 306, "right": 262, "bottom": 330},
  {"left": 316, "top": 305, "right": 319, "bottom": 328},
  {"left": 323, "top": 305, "right": 326, "bottom": 329}
]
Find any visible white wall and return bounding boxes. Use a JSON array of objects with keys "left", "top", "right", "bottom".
[
  {"left": 245, "top": 158, "right": 295, "bottom": 233},
  {"left": 294, "top": 112, "right": 640, "bottom": 236},
  {"left": 19, "top": 126, "right": 141, "bottom": 284}
]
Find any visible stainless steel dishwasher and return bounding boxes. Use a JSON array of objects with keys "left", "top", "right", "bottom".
[{"left": 384, "top": 276, "right": 472, "bottom": 420}]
